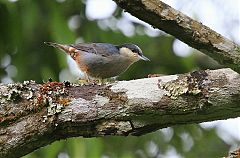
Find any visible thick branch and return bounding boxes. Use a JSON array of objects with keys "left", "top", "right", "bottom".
[
  {"left": 225, "top": 148, "right": 240, "bottom": 158},
  {"left": 113, "top": 0, "right": 240, "bottom": 72},
  {"left": 0, "top": 68, "right": 240, "bottom": 157}
]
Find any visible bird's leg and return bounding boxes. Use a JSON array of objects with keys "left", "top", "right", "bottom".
[
  {"left": 78, "top": 78, "right": 88, "bottom": 85},
  {"left": 93, "top": 78, "right": 116, "bottom": 85},
  {"left": 85, "top": 73, "right": 91, "bottom": 83},
  {"left": 78, "top": 73, "right": 92, "bottom": 85},
  {"left": 87, "top": 78, "right": 103, "bottom": 85}
]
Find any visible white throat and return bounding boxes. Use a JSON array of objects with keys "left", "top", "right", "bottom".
[{"left": 119, "top": 47, "right": 139, "bottom": 62}]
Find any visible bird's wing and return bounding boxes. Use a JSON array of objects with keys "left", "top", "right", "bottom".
[{"left": 69, "top": 43, "right": 119, "bottom": 57}]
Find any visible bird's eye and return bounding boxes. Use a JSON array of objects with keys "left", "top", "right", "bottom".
[
  {"left": 134, "top": 50, "right": 140, "bottom": 55},
  {"left": 131, "top": 49, "right": 138, "bottom": 53},
  {"left": 130, "top": 48, "right": 141, "bottom": 55}
]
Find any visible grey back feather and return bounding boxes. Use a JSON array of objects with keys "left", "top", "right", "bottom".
[{"left": 70, "top": 43, "right": 120, "bottom": 57}]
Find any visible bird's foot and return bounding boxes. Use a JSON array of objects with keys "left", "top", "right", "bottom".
[
  {"left": 78, "top": 79, "right": 91, "bottom": 85},
  {"left": 78, "top": 78, "right": 106, "bottom": 85},
  {"left": 92, "top": 79, "right": 105, "bottom": 85}
]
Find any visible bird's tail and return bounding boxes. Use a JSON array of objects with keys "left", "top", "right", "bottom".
[{"left": 44, "top": 42, "right": 79, "bottom": 60}]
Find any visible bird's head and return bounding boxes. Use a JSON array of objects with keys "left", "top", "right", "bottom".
[{"left": 117, "top": 44, "right": 150, "bottom": 62}]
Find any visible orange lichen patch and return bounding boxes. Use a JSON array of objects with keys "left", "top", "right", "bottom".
[
  {"left": 37, "top": 94, "right": 44, "bottom": 105},
  {"left": 40, "top": 81, "right": 64, "bottom": 94},
  {"left": 34, "top": 81, "right": 73, "bottom": 120},
  {"left": 38, "top": 81, "right": 71, "bottom": 110},
  {"left": 57, "top": 97, "right": 71, "bottom": 106}
]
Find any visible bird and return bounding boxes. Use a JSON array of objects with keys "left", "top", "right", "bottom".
[{"left": 44, "top": 42, "right": 150, "bottom": 81}]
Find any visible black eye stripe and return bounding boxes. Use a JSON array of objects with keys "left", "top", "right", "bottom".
[
  {"left": 131, "top": 49, "right": 138, "bottom": 53},
  {"left": 132, "top": 49, "right": 141, "bottom": 54}
]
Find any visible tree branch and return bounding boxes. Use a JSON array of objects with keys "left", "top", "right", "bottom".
[
  {"left": 1, "top": 68, "right": 240, "bottom": 157},
  {"left": 225, "top": 148, "right": 240, "bottom": 158},
  {"left": 113, "top": 0, "right": 240, "bottom": 73}
]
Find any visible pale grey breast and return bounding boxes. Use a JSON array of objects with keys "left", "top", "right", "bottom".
[{"left": 70, "top": 43, "right": 133, "bottom": 78}]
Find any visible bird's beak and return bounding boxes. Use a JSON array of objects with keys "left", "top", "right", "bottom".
[{"left": 139, "top": 55, "right": 150, "bottom": 61}]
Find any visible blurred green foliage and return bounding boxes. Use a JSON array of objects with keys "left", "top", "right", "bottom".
[{"left": 0, "top": 0, "right": 236, "bottom": 158}]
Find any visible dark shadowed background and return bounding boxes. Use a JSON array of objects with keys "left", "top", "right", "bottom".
[{"left": 0, "top": 0, "right": 239, "bottom": 157}]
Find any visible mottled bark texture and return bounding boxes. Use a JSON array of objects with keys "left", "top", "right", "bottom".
[
  {"left": 225, "top": 148, "right": 240, "bottom": 158},
  {"left": 113, "top": 0, "right": 240, "bottom": 73},
  {"left": 0, "top": 68, "right": 240, "bottom": 158}
]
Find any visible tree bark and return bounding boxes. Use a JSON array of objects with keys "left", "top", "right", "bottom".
[
  {"left": 113, "top": 0, "right": 240, "bottom": 73},
  {"left": 1, "top": 68, "right": 240, "bottom": 158},
  {"left": 225, "top": 148, "right": 240, "bottom": 158}
]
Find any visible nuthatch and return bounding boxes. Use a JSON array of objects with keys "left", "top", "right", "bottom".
[{"left": 44, "top": 42, "right": 150, "bottom": 80}]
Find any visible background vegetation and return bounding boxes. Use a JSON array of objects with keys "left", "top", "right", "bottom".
[{"left": 0, "top": 0, "right": 239, "bottom": 157}]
